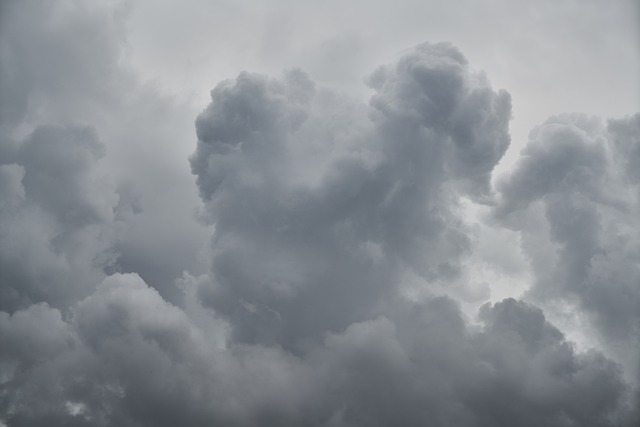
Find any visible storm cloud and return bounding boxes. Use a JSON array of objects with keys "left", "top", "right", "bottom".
[
  {"left": 494, "top": 113, "right": 640, "bottom": 382},
  {"left": 1, "top": 1, "right": 638, "bottom": 426},
  {"left": 189, "top": 42, "right": 512, "bottom": 348},
  {"left": 1, "top": 276, "right": 634, "bottom": 426},
  {"left": 0, "top": 124, "right": 121, "bottom": 312}
]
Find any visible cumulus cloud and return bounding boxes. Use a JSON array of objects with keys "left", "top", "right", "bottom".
[
  {"left": 0, "top": 125, "right": 120, "bottom": 312},
  {"left": 190, "top": 42, "right": 511, "bottom": 346},
  {"left": 1, "top": 274, "right": 634, "bottom": 426},
  {"left": 0, "top": 0, "right": 209, "bottom": 304},
  {"left": 1, "top": 1, "right": 638, "bottom": 426},
  {"left": 494, "top": 114, "right": 640, "bottom": 381}
]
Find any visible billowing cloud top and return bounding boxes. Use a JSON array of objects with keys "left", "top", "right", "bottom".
[
  {"left": 190, "top": 42, "right": 511, "bottom": 347},
  {"left": 495, "top": 113, "right": 640, "bottom": 382},
  {"left": 1, "top": 2, "right": 638, "bottom": 426}
]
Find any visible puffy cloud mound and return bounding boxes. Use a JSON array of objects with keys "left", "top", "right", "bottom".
[
  {"left": 0, "top": 0, "right": 210, "bottom": 305},
  {"left": 0, "top": 125, "right": 120, "bottom": 312},
  {"left": 494, "top": 114, "right": 640, "bottom": 380},
  {"left": 0, "top": 4, "right": 637, "bottom": 423},
  {"left": 1, "top": 274, "right": 634, "bottom": 427},
  {"left": 190, "top": 42, "right": 511, "bottom": 347}
]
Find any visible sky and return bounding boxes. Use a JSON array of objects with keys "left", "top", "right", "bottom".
[{"left": 0, "top": 0, "right": 639, "bottom": 426}]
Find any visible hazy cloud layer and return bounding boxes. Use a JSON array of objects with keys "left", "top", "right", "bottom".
[{"left": 1, "top": 1, "right": 638, "bottom": 426}]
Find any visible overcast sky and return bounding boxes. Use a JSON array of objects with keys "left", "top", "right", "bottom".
[{"left": 1, "top": 1, "right": 639, "bottom": 426}]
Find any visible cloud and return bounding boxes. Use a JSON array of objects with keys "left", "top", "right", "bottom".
[
  {"left": 315, "top": 297, "right": 631, "bottom": 427},
  {"left": 1, "top": 1, "right": 638, "bottom": 425},
  {"left": 0, "top": 0, "right": 129, "bottom": 132},
  {"left": 1, "top": 275, "right": 634, "bottom": 426},
  {"left": 494, "top": 113, "right": 640, "bottom": 381},
  {"left": 190, "top": 42, "right": 511, "bottom": 347},
  {"left": 368, "top": 42, "right": 511, "bottom": 200},
  {"left": 0, "top": 0, "right": 209, "bottom": 305},
  {"left": 0, "top": 125, "right": 120, "bottom": 312}
]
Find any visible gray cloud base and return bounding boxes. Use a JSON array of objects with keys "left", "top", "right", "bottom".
[{"left": 494, "top": 114, "right": 640, "bottom": 382}]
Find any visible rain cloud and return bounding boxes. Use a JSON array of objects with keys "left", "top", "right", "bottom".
[{"left": 1, "top": 1, "right": 638, "bottom": 426}]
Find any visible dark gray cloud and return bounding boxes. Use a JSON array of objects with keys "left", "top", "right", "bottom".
[
  {"left": 190, "top": 42, "right": 511, "bottom": 347},
  {"left": 1, "top": 1, "right": 638, "bottom": 426},
  {"left": 494, "top": 113, "right": 640, "bottom": 382},
  {"left": 1, "top": 275, "right": 634, "bottom": 426},
  {"left": 368, "top": 42, "right": 511, "bottom": 200},
  {"left": 0, "top": 125, "right": 120, "bottom": 312},
  {"left": 0, "top": 0, "right": 209, "bottom": 305}
]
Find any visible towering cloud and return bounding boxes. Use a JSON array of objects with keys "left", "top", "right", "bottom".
[
  {"left": 0, "top": 1, "right": 638, "bottom": 426},
  {"left": 190, "top": 42, "right": 511, "bottom": 347},
  {"left": 495, "top": 113, "right": 640, "bottom": 383}
]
